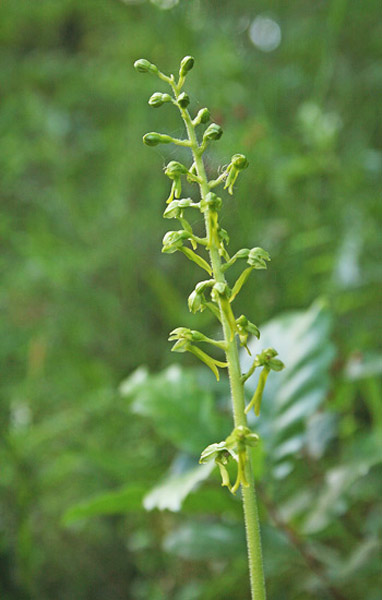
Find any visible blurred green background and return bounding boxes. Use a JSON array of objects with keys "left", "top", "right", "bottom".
[{"left": 1, "top": 0, "right": 382, "bottom": 598}]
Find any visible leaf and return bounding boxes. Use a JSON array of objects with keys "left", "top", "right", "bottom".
[
  {"left": 120, "top": 365, "right": 229, "bottom": 455},
  {"left": 62, "top": 485, "right": 146, "bottom": 524},
  {"left": 331, "top": 538, "right": 381, "bottom": 582},
  {"left": 303, "top": 433, "right": 382, "bottom": 534},
  {"left": 162, "top": 520, "right": 245, "bottom": 560},
  {"left": 345, "top": 352, "right": 382, "bottom": 380},
  {"left": 143, "top": 456, "right": 214, "bottom": 512},
  {"left": 182, "top": 487, "right": 239, "bottom": 515},
  {"left": 242, "top": 299, "right": 336, "bottom": 476},
  {"left": 305, "top": 412, "right": 337, "bottom": 459},
  {"left": 119, "top": 366, "right": 149, "bottom": 396}
]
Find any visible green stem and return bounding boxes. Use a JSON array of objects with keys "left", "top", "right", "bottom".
[{"left": 173, "top": 85, "right": 266, "bottom": 600}]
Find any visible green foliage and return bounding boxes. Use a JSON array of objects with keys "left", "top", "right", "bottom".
[
  {"left": 143, "top": 460, "right": 214, "bottom": 512},
  {"left": 66, "top": 302, "right": 382, "bottom": 598},
  {"left": 132, "top": 304, "right": 382, "bottom": 598},
  {"left": 244, "top": 300, "right": 336, "bottom": 475},
  {"left": 63, "top": 486, "right": 146, "bottom": 525},
  {"left": 163, "top": 521, "right": 245, "bottom": 561},
  {"left": 121, "top": 365, "right": 228, "bottom": 454}
]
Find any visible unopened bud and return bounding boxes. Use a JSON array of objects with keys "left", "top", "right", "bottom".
[
  {"left": 203, "top": 123, "right": 223, "bottom": 142},
  {"left": 188, "top": 290, "right": 203, "bottom": 313},
  {"left": 177, "top": 92, "right": 190, "bottom": 108},
  {"left": 165, "top": 161, "right": 188, "bottom": 178},
  {"left": 163, "top": 201, "right": 181, "bottom": 219},
  {"left": 179, "top": 55, "right": 195, "bottom": 78},
  {"left": 231, "top": 154, "right": 249, "bottom": 170},
  {"left": 195, "top": 280, "right": 214, "bottom": 294},
  {"left": 143, "top": 132, "right": 172, "bottom": 146},
  {"left": 134, "top": 59, "right": 158, "bottom": 74},
  {"left": 163, "top": 198, "right": 193, "bottom": 219},
  {"left": 148, "top": 92, "right": 171, "bottom": 108},
  {"left": 198, "top": 108, "right": 210, "bottom": 124},
  {"left": 162, "top": 230, "right": 189, "bottom": 253}
]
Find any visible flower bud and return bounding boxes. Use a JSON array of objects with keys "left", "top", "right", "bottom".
[
  {"left": 177, "top": 92, "right": 190, "bottom": 108},
  {"left": 143, "top": 132, "right": 172, "bottom": 146},
  {"left": 162, "top": 230, "right": 189, "bottom": 253},
  {"left": 198, "top": 108, "right": 210, "bottom": 124},
  {"left": 179, "top": 55, "right": 195, "bottom": 78},
  {"left": 134, "top": 59, "right": 158, "bottom": 74},
  {"left": 163, "top": 198, "right": 193, "bottom": 219},
  {"left": 163, "top": 201, "right": 181, "bottom": 219},
  {"left": 203, "top": 123, "right": 223, "bottom": 141},
  {"left": 148, "top": 92, "right": 171, "bottom": 108},
  {"left": 178, "top": 198, "right": 193, "bottom": 208},
  {"left": 188, "top": 290, "right": 203, "bottom": 313},
  {"left": 165, "top": 161, "right": 188, "bottom": 179},
  {"left": 224, "top": 154, "right": 249, "bottom": 195},
  {"left": 194, "top": 279, "right": 213, "bottom": 294},
  {"left": 231, "top": 154, "right": 249, "bottom": 170},
  {"left": 247, "top": 247, "right": 271, "bottom": 269}
]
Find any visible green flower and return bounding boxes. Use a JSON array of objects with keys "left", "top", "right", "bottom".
[
  {"left": 148, "top": 92, "right": 171, "bottom": 108},
  {"left": 177, "top": 92, "right": 190, "bottom": 108},
  {"left": 134, "top": 59, "right": 158, "bottom": 74},
  {"left": 143, "top": 132, "right": 172, "bottom": 146},
  {"left": 200, "top": 427, "right": 259, "bottom": 494},
  {"left": 224, "top": 154, "right": 249, "bottom": 195},
  {"left": 247, "top": 247, "right": 271, "bottom": 269},
  {"left": 179, "top": 55, "right": 195, "bottom": 77},
  {"left": 163, "top": 198, "right": 195, "bottom": 219},
  {"left": 194, "top": 107, "right": 210, "bottom": 125},
  {"left": 162, "top": 230, "right": 189, "bottom": 253},
  {"left": 203, "top": 123, "right": 223, "bottom": 141},
  {"left": 236, "top": 315, "right": 260, "bottom": 351}
]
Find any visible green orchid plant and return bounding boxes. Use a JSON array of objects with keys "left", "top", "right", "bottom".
[{"left": 134, "top": 55, "right": 284, "bottom": 600}]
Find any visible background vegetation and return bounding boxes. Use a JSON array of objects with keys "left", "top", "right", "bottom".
[{"left": 1, "top": 1, "right": 381, "bottom": 598}]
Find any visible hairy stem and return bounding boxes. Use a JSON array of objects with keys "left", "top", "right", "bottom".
[{"left": 173, "top": 85, "right": 266, "bottom": 600}]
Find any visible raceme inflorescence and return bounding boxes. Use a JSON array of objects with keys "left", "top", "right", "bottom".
[{"left": 135, "top": 55, "right": 284, "bottom": 600}]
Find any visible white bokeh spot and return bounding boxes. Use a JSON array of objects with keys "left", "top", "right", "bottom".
[{"left": 249, "top": 15, "right": 282, "bottom": 52}]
